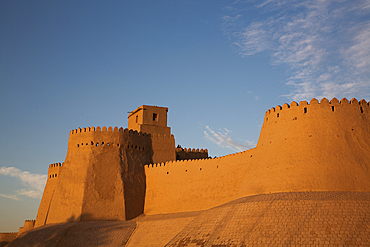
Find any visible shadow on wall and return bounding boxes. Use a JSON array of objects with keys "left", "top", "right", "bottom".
[
  {"left": 123, "top": 140, "right": 152, "bottom": 220},
  {"left": 7, "top": 213, "right": 137, "bottom": 247}
]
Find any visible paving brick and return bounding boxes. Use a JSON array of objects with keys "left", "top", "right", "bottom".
[{"left": 166, "top": 192, "right": 370, "bottom": 246}]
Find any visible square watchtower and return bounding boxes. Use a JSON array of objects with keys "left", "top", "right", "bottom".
[{"left": 128, "top": 105, "right": 171, "bottom": 135}]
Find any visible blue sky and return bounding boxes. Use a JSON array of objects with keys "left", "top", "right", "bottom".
[{"left": 1, "top": 0, "right": 369, "bottom": 232}]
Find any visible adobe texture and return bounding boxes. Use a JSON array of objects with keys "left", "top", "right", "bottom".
[{"left": 4, "top": 98, "right": 370, "bottom": 246}]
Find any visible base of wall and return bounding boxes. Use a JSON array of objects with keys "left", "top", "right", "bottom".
[{"left": 6, "top": 191, "right": 370, "bottom": 246}]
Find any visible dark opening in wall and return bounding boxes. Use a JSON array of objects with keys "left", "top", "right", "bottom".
[
  {"left": 55, "top": 174, "right": 57, "bottom": 177},
  {"left": 153, "top": 113, "right": 158, "bottom": 121},
  {"left": 304, "top": 107, "right": 307, "bottom": 113},
  {"left": 200, "top": 168, "right": 202, "bottom": 171},
  {"left": 167, "top": 172, "right": 169, "bottom": 174},
  {"left": 49, "top": 175, "right": 51, "bottom": 178},
  {"left": 136, "top": 115, "right": 138, "bottom": 123},
  {"left": 266, "top": 117, "right": 268, "bottom": 121},
  {"left": 277, "top": 113, "right": 279, "bottom": 118},
  {"left": 117, "top": 144, "right": 120, "bottom": 147},
  {"left": 332, "top": 106, "right": 335, "bottom": 112},
  {"left": 96, "top": 143, "right": 99, "bottom": 147},
  {"left": 91, "top": 141, "right": 94, "bottom": 145},
  {"left": 360, "top": 107, "right": 363, "bottom": 113},
  {"left": 77, "top": 144, "right": 79, "bottom": 147}
]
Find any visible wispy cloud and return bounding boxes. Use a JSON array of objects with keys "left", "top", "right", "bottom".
[
  {"left": 222, "top": 0, "right": 370, "bottom": 101},
  {"left": 0, "top": 166, "right": 47, "bottom": 200},
  {"left": 204, "top": 126, "right": 255, "bottom": 152},
  {"left": 0, "top": 193, "right": 20, "bottom": 201}
]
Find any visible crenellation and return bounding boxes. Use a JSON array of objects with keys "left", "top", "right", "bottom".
[
  {"left": 263, "top": 97, "right": 370, "bottom": 125},
  {"left": 340, "top": 97, "right": 349, "bottom": 104},
  {"left": 359, "top": 99, "right": 367, "bottom": 106},
  {"left": 310, "top": 98, "right": 319, "bottom": 104},
  {"left": 320, "top": 98, "right": 329, "bottom": 104},
  {"left": 330, "top": 97, "right": 339, "bottom": 104},
  {"left": 290, "top": 101, "right": 298, "bottom": 107},
  {"left": 350, "top": 98, "right": 359, "bottom": 104}
]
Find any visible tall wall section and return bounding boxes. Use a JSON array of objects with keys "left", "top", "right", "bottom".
[
  {"left": 144, "top": 98, "right": 370, "bottom": 215},
  {"left": 240, "top": 97, "right": 370, "bottom": 195},
  {"left": 18, "top": 220, "right": 35, "bottom": 235},
  {"left": 36, "top": 126, "right": 175, "bottom": 227},
  {"left": 35, "top": 163, "right": 62, "bottom": 227},
  {"left": 151, "top": 133, "right": 175, "bottom": 163},
  {"left": 144, "top": 149, "right": 256, "bottom": 215}
]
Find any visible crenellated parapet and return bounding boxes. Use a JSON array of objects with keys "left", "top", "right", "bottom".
[
  {"left": 264, "top": 97, "right": 369, "bottom": 120},
  {"left": 68, "top": 126, "right": 172, "bottom": 146},
  {"left": 175, "top": 147, "right": 208, "bottom": 160},
  {"left": 64, "top": 126, "right": 176, "bottom": 164},
  {"left": 48, "top": 162, "right": 62, "bottom": 179},
  {"left": 69, "top": 126, "right": 149, "bottom": 148},
  {"left": 175, "top": 148, "right": 208, "bottom": 153},
  {"left": 258, "top": 97, "right": 370, "bottom": 147}
]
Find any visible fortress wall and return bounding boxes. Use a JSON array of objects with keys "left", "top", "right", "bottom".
[
  {"left": 237, "top": 97, "right": 370, "bottom": 196},
  {"left": 144, "top": 98, "right": 370, "bottom": 215},
  {"left": 44, "top": 128, "right": 97, "bottom": 224},
  {"left": 36, "top": 127, "right": 165, "bottom": 226},
  {"left": 80, "top": 128, "right": 153, "bottom": 221},
  {"left": 18, "top": 220, "right": 35, "bottom": 235},
  {"left": 34, "top": 163, "right": 62, "bottom": 228},
  {"left": 144, "top": 149, "right": 256, "bottom": 215}
]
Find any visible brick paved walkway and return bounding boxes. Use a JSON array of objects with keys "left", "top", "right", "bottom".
[{"left": 166, "top": 191, "right": 370, "bottom": 246}]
